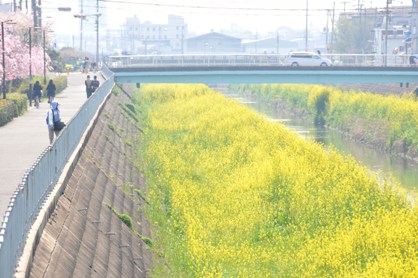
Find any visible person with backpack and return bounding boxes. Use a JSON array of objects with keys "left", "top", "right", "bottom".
[
  {"left": 90, "top": 75, "right": 100, "bottom": 94},
  {"left": 46, "top": 100, "right": 65, "bottom": 144},
  {"left": 46, "top": 79, "right": 57, "bottom": 103}
]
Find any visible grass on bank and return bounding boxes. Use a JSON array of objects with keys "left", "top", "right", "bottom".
[
  {"left": 132, "top": 84, "right": 418, "bottom": 277},
  {"left": 231, "top": 84, "right": 418, "bottom": 155}
]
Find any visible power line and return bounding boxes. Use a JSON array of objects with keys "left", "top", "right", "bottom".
[
  {"left": 99, "top": 0, "right": 361, "bottom": 13},
  {"left": 40, "top": 0, "right": 399, "bottom": 17}
]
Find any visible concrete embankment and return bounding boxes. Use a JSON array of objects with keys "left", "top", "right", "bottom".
[{"left": 27, "top": 85, "right": 152, "bottom": 277}]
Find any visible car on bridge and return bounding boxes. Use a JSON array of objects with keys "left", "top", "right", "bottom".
[{"left": 284, "top": 52, "right": 333, "bottom": 67}]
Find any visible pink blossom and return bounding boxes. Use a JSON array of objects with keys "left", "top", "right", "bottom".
[{"left": 0, "top": 12, "right": 51, "bottom": 81}]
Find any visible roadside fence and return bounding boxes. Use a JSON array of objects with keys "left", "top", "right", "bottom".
[{"left": 0, "top": 67, "right": 115, "bottom": 278}]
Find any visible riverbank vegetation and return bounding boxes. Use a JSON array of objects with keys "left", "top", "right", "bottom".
[
  {"left": 132, "top": 84, "right": 418, "bottom": 276},
  {"left": 231, "top": 84, "right": 418, "bottom": 160}
]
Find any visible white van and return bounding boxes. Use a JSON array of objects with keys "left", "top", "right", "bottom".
[{"left": 284, "top": 52, "right": 332, "bottom": 66}]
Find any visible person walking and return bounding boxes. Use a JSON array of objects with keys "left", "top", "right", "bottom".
[
  {"left": 85, "top": 75, "right": 93, "bottom": 98},
  {"left": 46, "top": 79, "right": 56, "bottom": 103},
  {"left": 46, "top": 100, "right": 65, "bottom": 144},
  {"left": 26, "top": 86, "right": 33, "bottom": 107},
  {"left": 91, "top": 75, "right": 100, "bottom": 94},
  {"left": 33, "top": 81, "right": 43, "bottom": 108}
]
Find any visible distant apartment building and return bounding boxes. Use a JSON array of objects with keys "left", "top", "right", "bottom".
[{"left": 122, "top": 15, "right": 141, "bottom": 53}]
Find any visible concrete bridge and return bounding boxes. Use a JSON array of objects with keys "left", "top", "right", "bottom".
[
  {"left": 110, "top": 65, "right": 418, "bottom": 85},
  {"left": 107, "top": 53, "right": 418, "bottom": 85}
]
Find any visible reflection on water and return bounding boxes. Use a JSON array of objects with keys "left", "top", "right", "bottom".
[{"left": 228, "top": 93, "right": 418, "bottom": 193}]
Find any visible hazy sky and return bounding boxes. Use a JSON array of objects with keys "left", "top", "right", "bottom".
[{"left": 11, "top": 0, "right": 414, "bottom": 35}]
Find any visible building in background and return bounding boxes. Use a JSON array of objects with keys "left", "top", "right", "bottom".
[
  {"left": 186, "top": 32, "right": 242, "bottom": 53},
  {"left": 123, "top": 15, "right": 140, "bottom": 53},
  {"left": 242, "top": 37, "right": 299, "bottom": 54},
  {"left": 110, "top": 14, "right": 187, "bottom": 54},
  {"left": 339, "top": 5, "right": 418, "bottom": 64}
]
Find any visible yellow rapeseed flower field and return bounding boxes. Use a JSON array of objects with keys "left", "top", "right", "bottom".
[{"left": 133, "top": 84, "right": 418, "bottom": 277}]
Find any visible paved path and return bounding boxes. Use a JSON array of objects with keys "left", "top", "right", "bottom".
[{"left": 0, "top": 73, "right": 97, "bottom": 222}]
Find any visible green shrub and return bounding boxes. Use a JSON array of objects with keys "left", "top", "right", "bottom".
[
  {"left": 17, "top": 75, "right": 67, "bottom": 96},
  {"left": 8, "top": 93, "right": 28, "bottom": 116},
  {"left": 0, "top": 99, "right": 14, "bottom": 126},
  {"left": 308, "top": 88, "right": 330, "bottom": 126},
  {"left": 0, "top": 93, "right": 28, "bottom": 126}
]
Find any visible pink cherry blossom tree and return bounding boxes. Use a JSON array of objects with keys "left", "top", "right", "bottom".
[{"left": 0, "top": 12, "right": 51, "bottom": 83}]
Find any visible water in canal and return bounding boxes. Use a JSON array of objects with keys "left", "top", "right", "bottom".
[{"left": 228, "top": 93, "right": 418, "bottom": 195}]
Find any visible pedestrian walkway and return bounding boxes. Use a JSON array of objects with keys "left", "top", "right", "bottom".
[{"left": 0, "top": 72, "right": 99, "bottom": 222}]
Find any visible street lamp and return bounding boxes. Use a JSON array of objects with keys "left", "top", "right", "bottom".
[
  {"left": 29, "top": 27, "right": 33, "bottom": 106},
  {"left": 43, "top": 30, "right": 46, "bottom": 84},
  {"left": 42, "top": 29, "right": 53, "bottom": 84},
  {"left": 28, "top": 26, "right": 41, "bottom": 105},
  {"left": 1, "top": 22, "right": 5, "bottom": 99},
  {"left": 1, "top": 20, "right": 14, "bottom": 99}
]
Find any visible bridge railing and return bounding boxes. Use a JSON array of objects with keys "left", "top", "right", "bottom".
[
  {"left": 0, "top": 68, "right": 115, "bottom": 278},
  {"left": 106, "top": 53, "right": 414, "bottom": 68}
]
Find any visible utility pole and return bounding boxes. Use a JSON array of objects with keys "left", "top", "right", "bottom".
[
  {"left": 385, "top": 0, "right": 391, "bottom": 67},
  {"left": 31, "top": 0, "right": 36, "bottom": 27},
  {"left": 276, "top": 31, "right": 279, "bottom": 54},
  {"left": 38, "top": 0, "right": 42, "bottom": 29},
  {"left": 325, "top": 10, "right": 330, "bottom": 51},
  {"left": 181, "top": 28, "right": 184, "bottom": 54},
  {"left": 341, "top": 0, "right": 349, "bottom": 12},
  {"left": 330, "top": 2, "right": 335, "bottom": 53},
  {"left": 96, "top": 0, "right": 99, "bottom": 65},
  {"left": 415, "top": 0, "right": 418, "bottom": 54},
  {"left": 80, "top": 0, "right": 83, "bottom": 51},
  {"left": 305, "top": 0, "right": 308, "bottom": 51},
  {"left": 30, "top": 0, "right": 41, "bottom": 27}
]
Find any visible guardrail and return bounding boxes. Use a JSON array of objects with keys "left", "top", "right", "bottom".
[
  {"left": 0, "top": 68, "right": 115, "bottom": 278},
  {"left": 106, "top": 53, "right": 416, "bottom": 68}
]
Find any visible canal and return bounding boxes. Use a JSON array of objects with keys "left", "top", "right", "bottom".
[{"left": 228, "top": 93, "right": 418, "bottom": 195}]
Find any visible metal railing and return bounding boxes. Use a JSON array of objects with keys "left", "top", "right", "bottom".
[
  {"left": 106, "top": 53, "right": 417, "bottom": 68},
  {"left": 0, "top": 68, "right": 115, "bottom": 278}
]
